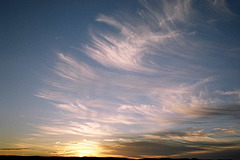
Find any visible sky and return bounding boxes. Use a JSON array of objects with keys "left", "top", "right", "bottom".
[{"left": 1, "top": 0, "right": 240, "bottom": 159}]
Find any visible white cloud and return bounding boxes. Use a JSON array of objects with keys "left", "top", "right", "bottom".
[
  {"left": 216, "top": 90, "right": 240, "bottom": 96},
  {"left": 55, "top": 53, "right": 96, "bottom": 81},
  {"left": 216, "top": 90, "right": 240, "bottom": 103},
  {"left": 82, "top": 1, "right": 190, "bottom": 72},
  {"left": 210, "top": 0, "right": 233, "bottom": 15},
  {"left": 38, "top": 121, "right": 115, "bottom": 136},
  {"left": 35, "top": 1, "right": 240, "bottom": 156},
  {"left": 118, "top": 104, "right": 162, "bottom": 117}
]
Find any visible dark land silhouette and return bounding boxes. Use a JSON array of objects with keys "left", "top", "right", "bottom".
[{"left": 0, "top": 156, "right": 232, "bottom": 160}]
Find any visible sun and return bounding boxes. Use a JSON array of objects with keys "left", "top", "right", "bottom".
[
  {"left": 75, "top": 150, "right": 97, "bottom": 157},
  {"left": 55, "top": 140, "right": 102, "bottom": 157}
]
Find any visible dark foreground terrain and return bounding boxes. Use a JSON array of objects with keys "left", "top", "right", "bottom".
[{"left": 0, "top": 156, "right": 232, "bottom": 160}]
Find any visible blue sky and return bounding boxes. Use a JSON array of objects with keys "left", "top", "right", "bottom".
[{"left": 1, "top": 0, "right": 240, "bottom": 159}]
